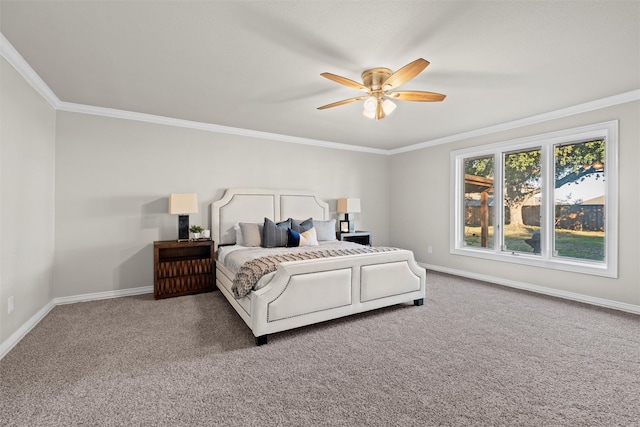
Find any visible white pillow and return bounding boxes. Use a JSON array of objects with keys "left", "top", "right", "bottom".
[
  {"left": 299, "top": 227, "right": 319, "bottom": 246},
  {"left": 240, "top": 222, "right": 263, "bottom": 247},
  {"left": 314, "top": 219, "right": 337, "bottom": 241},
  {"left": 233, "top": 222, "right": 244, "bottom": 246}
]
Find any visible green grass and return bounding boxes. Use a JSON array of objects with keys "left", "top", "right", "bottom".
[
  {"left": 554, "top": 229, "right": 605, "bottom": 261},
  {"left": 464, "top": 225, "right": 604, "bottom": 261},
  {"left": 464, "top": 226, "right": 495, "bottom": 249}
]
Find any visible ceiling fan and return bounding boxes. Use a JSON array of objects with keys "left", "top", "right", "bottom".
[{"left": 317, "top": 58, "right": 446, "bottom": 120}]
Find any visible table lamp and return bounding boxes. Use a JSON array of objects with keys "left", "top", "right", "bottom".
[
  {"left": 337, "top": 198, "right": 361, "bottom": 233},
  {"left": 168, "top": 193, "right": 198, "bottom": 241}
]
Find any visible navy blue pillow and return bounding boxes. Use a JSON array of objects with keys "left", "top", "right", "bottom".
[
  {"left": 291, "top": 218, "right": 314, "bottom": 233},
  {"left": 262, "top": 218, "right": 291, "bottom": 248},
  {"left": 287, "top": 228, "right": 301, "bottom": 247}
]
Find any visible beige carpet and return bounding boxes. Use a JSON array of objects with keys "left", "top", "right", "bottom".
[{"left": 1, "top": 272, "right": 638, "bottom": 426}]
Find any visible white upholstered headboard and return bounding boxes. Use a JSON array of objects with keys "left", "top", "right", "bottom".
[{"left": 211, "top": 188, "right": 330, "bottom": 247}]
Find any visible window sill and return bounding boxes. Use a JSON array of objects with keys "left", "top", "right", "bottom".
[{"left": 451, "top": 247, "right": 616, "bottom": 278}]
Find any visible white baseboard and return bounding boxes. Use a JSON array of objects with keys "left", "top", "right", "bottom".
[
  {"left": 0, "top": 286, "right": 153, "bottom": 360},
  {"left": 53, "top": 286, "right": 153, "bottom": 305},
  {"left": 0, "top": 300, "right": 56, "bottom": 361},
  {"left": 422, "top": 263, "right": 640, "bottom": 315}
]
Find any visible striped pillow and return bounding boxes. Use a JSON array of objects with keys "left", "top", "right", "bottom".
[{"left": 262, "top": 218, "right": 291, "bottom": 248}]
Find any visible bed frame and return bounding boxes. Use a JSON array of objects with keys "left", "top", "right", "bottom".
[{"left": 211, "top": 188, "right": 426, "bottom": 345}]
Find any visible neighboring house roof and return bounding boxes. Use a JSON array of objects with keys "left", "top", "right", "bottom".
[{"left": 581, "top": 195, "right": 605, "bottom": 205}]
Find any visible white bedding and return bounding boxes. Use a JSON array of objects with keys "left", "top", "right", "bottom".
[{"left": 217, "top": 240, "right": 363, "bottom": 274}]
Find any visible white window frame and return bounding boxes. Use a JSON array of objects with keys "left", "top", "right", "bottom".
[{"left": 451, "top": 121, "right": 618, "bottom": 278}]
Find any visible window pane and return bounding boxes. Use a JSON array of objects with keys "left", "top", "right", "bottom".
[
  {"left": 463, "top": 156, "right": 495, "bottom": 248},
  {"left": 502, "top": 148, "right": 542, "bottom": 254},
  {"left": 553, "top": 140, "right": 605, "bottom": 261}
]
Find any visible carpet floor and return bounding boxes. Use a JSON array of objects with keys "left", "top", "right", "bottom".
[{"left": 1, "top": 272, "right": 638, "bottom": 426}]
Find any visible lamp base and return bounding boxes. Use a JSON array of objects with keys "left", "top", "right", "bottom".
[
  {"left": 177, "top": 215, "right": 190, "bottom": 241},
  {"left": 340, "top": 213, "right": 355, "bottom": 233}
]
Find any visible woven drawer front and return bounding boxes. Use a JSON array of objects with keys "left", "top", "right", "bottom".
[
  {"left": 157, "top": 259, "right": 212, "bottom": 279},
  {"left": 156, "top": 274, "right": 213, "bottom": 296}
]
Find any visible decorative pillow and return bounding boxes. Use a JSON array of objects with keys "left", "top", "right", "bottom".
[
  {"left": 233, "top": 222, "right": 244, "bottom": 246},
  {"left": 287, "top": 228, "right": 301, "bottom": 247},
  {"left": 300, "top": 227, "right": 319, "bottom": 246},
  {"left": 262, "top": 218, "right": 291, "bottom": 248},
  {"left": 239, "top": 222, "right": 263, "bottom": 247},
  {"left": 291, "top": 218, "right": 313, "bottom": 233},
  {"left": 314, "top": 219, "right": 337, "bottom": 241},
  {"left": 287, "top": 227, "right": 319, "bottom": 247}
]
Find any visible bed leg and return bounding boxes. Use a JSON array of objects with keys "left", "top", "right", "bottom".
[
  {"left": 414, "top": 298, "right": 424, "bottom": 306},
  {"left": 255, "top": 335, "right": 268, "bottom": 346}
]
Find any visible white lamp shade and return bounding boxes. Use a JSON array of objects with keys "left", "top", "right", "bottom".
[
  {"left": 382, "top": 99, "right": 396, "bottom": 115},
  {"left": 363, "top": 96, "right": 378, "bottom": 112},
  {"left": 168, "top": 193, "right": 198, "bottom": 214},
  {"left": 337, "top": 198, "right": 361, "bottom": 213},
  {"left": 362, "top": 109, "right": 376, "bottom": 119}
]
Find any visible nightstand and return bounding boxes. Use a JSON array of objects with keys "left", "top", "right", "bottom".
[
  {"left": 338, "top": 231, "right": 372, "bottom": 246},
  {"left": 153, "top": 240, "right": 215, "bottom": 299}
]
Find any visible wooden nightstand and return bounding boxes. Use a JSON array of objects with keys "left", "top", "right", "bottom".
[
  {"left": 153, "top": 240, "right": 215, "bottom": 299},
  {"left": 338, "top": 231, "right": 372, "bottom": 246}
]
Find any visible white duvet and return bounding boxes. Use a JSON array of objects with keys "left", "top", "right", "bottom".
[{"left": 217, "top": 240, "right": 363, "bottom": 274}]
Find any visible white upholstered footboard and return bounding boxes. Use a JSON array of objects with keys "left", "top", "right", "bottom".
[{"left": 216, "top": 250, "right": 425, "bottom": 345}]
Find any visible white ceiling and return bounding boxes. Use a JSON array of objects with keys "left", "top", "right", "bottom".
[{"left": 1, "top": 0, "right": 638, "bottom": 151}]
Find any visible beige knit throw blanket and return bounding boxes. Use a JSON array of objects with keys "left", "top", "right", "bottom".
[{"left": 232, "top": 247, "right": 399, "bottom": 298}]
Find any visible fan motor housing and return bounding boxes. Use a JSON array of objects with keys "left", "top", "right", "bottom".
[{"left": 361, "top": 67, "right": 392, "bottom": 91}]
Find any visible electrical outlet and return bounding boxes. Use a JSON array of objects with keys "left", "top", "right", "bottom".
[
  {"left": 8, "top": 296, "right": 14, "bottom": 314},
  {"left": 428, "top": 246, "right": 433, "bottom": 253}
]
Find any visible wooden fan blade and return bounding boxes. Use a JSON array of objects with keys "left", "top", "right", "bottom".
[
  {"left": 317, "top": 96, "right": 366, "bottom": 110},
  {"left": 388, "top": 91, "right": 446, "bottom": 102},
  {"left": 382, "top": 58, "right": 430, "bottom": 89},
  {"left": 320, "top": 72, "right": 369, "bottom": 92}
]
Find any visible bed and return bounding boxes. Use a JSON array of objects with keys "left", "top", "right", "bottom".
[{"left": 211, "top": 188, "right": 426, "bottom": 345}]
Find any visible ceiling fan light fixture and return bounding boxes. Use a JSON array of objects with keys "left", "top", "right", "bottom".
[
  {"left": 382, "top": 99, "right": 396, "bottom": 115},
  {"left": 362, "top": 109, "right": 376, "bottom": 119},
  {"left": 318, "top": 58, "right": 445, "bottom": 121},
  {"left": 363, "top": 96, "right": 378, "bottom": 112}
]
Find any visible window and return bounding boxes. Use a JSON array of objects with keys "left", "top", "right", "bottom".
[
  {"left": 451, "top": 121, "right": 618, "bottom": 277},
  {"left": 553, "top": 140, "right": 606, "bottom": 262},
  {"left": 463, "top": 156, "right": 495, "bottom": 249},
  {"left": 502, "top": 147, "right": 542, "bottom": 254}
]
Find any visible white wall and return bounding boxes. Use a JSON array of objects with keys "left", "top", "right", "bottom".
[
  {"left": 389, "top": 101, "right": 640, "bottom": 306},
  {"left": 0, "top": 58, "right": 56, "bottom": 343},
  {"left": 53, "top": 111, "right": 389, "bottom": 297}
]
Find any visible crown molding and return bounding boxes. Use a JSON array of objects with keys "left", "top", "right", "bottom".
[
  {"left": 56, "top": 101, "right": 389, "bottom": 155},
  {"left": 0, "top": 33, "right": 61, "bottom": 108},
  {"left": 390, "top": 89, "right": 640, "bottom": 155},
  {"left": 60, "top": 89, "right": 638, "bottom": 157},
  {"left": 2, "top": 32, "right": 638, "bottom": 156}
]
